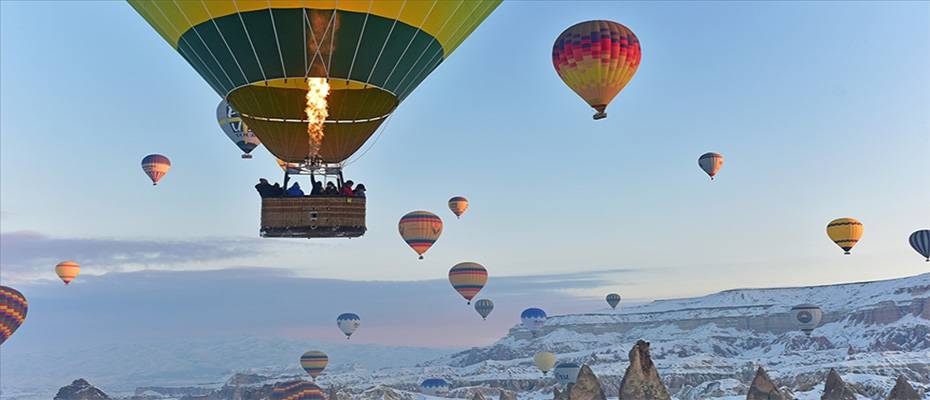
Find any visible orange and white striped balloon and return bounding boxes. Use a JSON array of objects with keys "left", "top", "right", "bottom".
[
  {"left": 448, "top": 196, "right": 469, "bottom": 219},
  {"left": 55, "top": 261, "right": 80, "bottom": 285}
]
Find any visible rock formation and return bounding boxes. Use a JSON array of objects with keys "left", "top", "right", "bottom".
[
  {"left": 54, "top": 379, "right": 110, "bottom": 400},
  {"left": 499, "top": 389, "right": 517, "bottom": 400},
  {"left": 471, "top": 391, "right": 487, "bottom": 400},
  {"left": 565, "top": 365, "right": 606, "bottom": 400},
  {"left": 746, "top": 367, "right": 789, "bottom": 400},
  {"left": 618, "top": 340, "right": 671, "bottom": 400},
  {"left": 886, "top": 375, "right": 920, "bottom": 400},
  {"left": 820, "top": 369, "right": 857, "bottom": 400}
]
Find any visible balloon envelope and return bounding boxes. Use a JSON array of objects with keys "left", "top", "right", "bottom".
[
  {"left": 271, "top": 380, "right": 324, "bottom": 400},
  {"left": 909, "top": 230, "right": 930, "bottom": 262},
  {"left": 420, "top": 378, "right": 450, "bottom": 395},
  {"left": 521, "top": 308, "right": 547, "bottom": 333},
  {"left": 129, "top": 1, "right": 501, "bottom": 164},
  {"left": 449, "top": 262, "right": 488, "bottom": 304},
  {"left": 448, "top": 196, "right": 469, "bottom": 218},
  {"left": 300, "top": 350, "right": 328, "bottom": 379},
  {"left": 474, "top": 299, "right": 494, "bottom": 320},
  {"left": 554, "top": 362, "right": 581, "bottom": 386},
  {"left": 55, "top": 261, "right": 80, "bottom": 285},
  {"left": 141, "top": 154, "right": 170, "bottom": 185},
  {"left": 0, "top": 285, "right": 28, "bottom": 346},
  {"left": 217, "top": 100, "right": 261, "bottom": 158},
  {"left": 399, "top": 211, "right": 443, "bottom": 259},
  {"left": 606, "top": 293, "right": 621, "bottom": 309},
  {"left": 534, "top": 351, "right": 556, "bottom": 374},
  {"left": 827, "top": 218, "right": 863, "bottom": 255},
  {"left": 337, "top": 313, "right": 360, "bottom": 339},
  {"left": 552, "top": 20, "right": 642, "bottom": 119},
  {"left": 791, "top": 304, "right": 823, "bottom": 336},
  {"left": 698, "top": 152, "right": 724, "bottom": 180}
]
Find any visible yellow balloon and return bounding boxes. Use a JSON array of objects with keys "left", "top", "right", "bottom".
[
  {"left": 534, "top": 351, "right": 556, "bottom": 375},
  {"left": 827, "top": 217, "right": 863, "bottom": 255},
  {"left": 55, "top": 261, "right": 81, "bottom": 285}
]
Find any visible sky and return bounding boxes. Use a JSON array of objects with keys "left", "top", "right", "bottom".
[{"left": 1, "top": 0, "right": 929, "bottom": 354}]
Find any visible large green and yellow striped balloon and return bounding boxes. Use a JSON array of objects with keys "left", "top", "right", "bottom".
[{"left": 129, "top": 1, "right": 500, "bottom": 164}]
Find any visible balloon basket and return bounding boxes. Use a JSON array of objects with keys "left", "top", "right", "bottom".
[
  {"left": 592, "top": 112, "right": 607, "bottom": 120},
  {"left": 260, "top": 197, "right": 366, "bottom": 239},
  {"left": 241, "top": 154, "right": 253, "bottom": 159}
]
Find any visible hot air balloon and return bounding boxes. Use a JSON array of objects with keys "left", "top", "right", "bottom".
[
  {"left": 534, "top": 351, "right": 556, "bottom": 375},
  {"left": 129, "top": 0, "right": 500, "bottom": 166},
  {"left": 827, "top": 218, "right": 864, "bottom": 255},
  {"left": 474, "top": 299, "right": 494, "bottom": 320},
  {"left": 420, "top": 378, "right": 450, "bottom": 396},
  {"left": 217, "top": 100, "right": 261, "bottom": 159},
  {"left": 552, "top": 20, "right": 642, "bottom": 120},
  {"left": 791, "top": 304, "right": 823, "bottom": 336},
  {"left": 271, "top": 380, "right": 324, "bottom": 400},
  {"left": 554, "top": 362, "right": 581, "bottom": 386},
  {"left": 399, "top": 211, "right": 443, "bottom": 259},
  {"left": 0, "top": 285, "right": 28, "bottom": 346},
  {"left": 909, "top": 230, "right": 930, "bottom": 262},
  {"left": 606, "top": 293, "right": 621, "bottom": 310},
  {"left": 300, "top": 351, "right": 328, "bottom": 379},
  {"left": 698, "top": 152, "right": 724, "bottom": 180},
  {"left": 449, "top": 262, "right": 488, "bottom": 304},
  {"left": 141, "top": 154, "right": 170, "bottom": 186},
  {"left": 521, "top": 308, "right": 547, "bottom": 335},
  {"left": 337, "top": 313, "right": 360, "bottom": 339},
  {"left": 55, "top": 261, "right": 80, "bottom": 285},
  {"left": 448, "top": 197, "right": 469, "bottom": 219}
]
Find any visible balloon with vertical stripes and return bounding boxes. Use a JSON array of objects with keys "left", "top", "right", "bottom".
[
  {"left": 141, "top": 154, "right": 170, "bottom": 186},
  {"left": 909, "top": 229, "right": 930, "bottom": 262},
  {"left": 698, "top": 152, "right": 724, "bottom": 180}
]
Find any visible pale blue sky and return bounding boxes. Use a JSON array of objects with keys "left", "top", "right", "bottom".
[{"left": 2, "top": 1, "right": 929, "bottom": 300}]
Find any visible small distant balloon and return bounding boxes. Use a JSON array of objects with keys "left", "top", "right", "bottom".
[
  {"left": 217, "top": 100, "right": 261, "bottom": 159},
  {"left": 0, "top": 285, "right": 28, "bottom": 346},
  {"left": 271, "top": 380, "right": 324, "bottom": 400},
  {"left": 449, "top": 262, "right": 488, "bottom": 305},
  {"left": 420, "top": 378, "right": 450, "bottom": 395},
  {"left": 909, "top": 229, "right": 930, "bottom": 262},
  {"left": 606, "top": 293, "right": 621, "bottom": 310},
  {"left": 398, "top": 211, "right": 443, "bottom": 259},
  {"left": 534, "top": 351, "right": 556, "bottom": 375},
  {"left": 698, "top": 152, "right": 724, "bottom": 180},
  {"left": 55, "top": 261, "right": 80, "bottom": 285},
  {"left": 521, "top": 308, "right": 547, "bottom": 335},
  {"left": 791, "top": 304, "right": 823, "bottom": 336},
  {"left": 141, "top": 154, "right": 171, "bottom": 185},
  {"left": 554, "top": 362, "right": 581, "bottom": 386},
  {"left": 300, "top": 350, "right": 328, "bottom": 379},
  {"left": 337, "top": 313, "right": 360, "bottom": 339},
  {"left": 827, "top": 218, "right": 863, "bottom": 255},
  {"left": 448, "top": 197, "right": 469, "bottom": 219},
  {"left": 474, "top": 299, "right": 494, "bottom": 320}
]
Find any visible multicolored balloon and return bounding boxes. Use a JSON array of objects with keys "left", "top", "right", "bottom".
[
  {"left": 521, "top": 308, "right": 547, "bottom": 335},
  {"left": 271, "top": 380, "right": 324, "bottom": 400},
  {"left": 534, "top": 351, "right": 556, "bottom": 375},
  {"left": 791, "top": 304, "right": 823, "bottom": 336},
  {"left": 141, "top": 154, "right": 170, "bottom": 186},
  {"left": 420, "top": 378, "right": 450, "bottom": 395},
  {"left": 827, "top": 218, "right": 864, "bottom": 255},
  {"left": 398, "top": 211, "right": 443, "bottom": 259},
  {"left": 300, "top": 351, "right": 328, "bottom": 379},
  {"left": 55, "top": 261, "right": 80, "bottom": 285},
  {"left": 449, "top": 262, "right": 488, "bottom": 304},
  {"left": 474, "top": 299, "right": 494, "bottom": 320},
  {"left": 909, "top": 229, "right": 930, "bottom": 262},
  {"left": 606, "top": 293, "right": 621, "bottom": 310},
  {"left": 448, "top": 197, "right": 469, "bottom": 219},
  {"left": 337, "top": 313, "right": 360, "bottom": 339},
  {"left": 552, "top": 20, "right": 642, "bottom": 120},
  {"left": 0, "top": 285, "right": 28, "bottom": 346},
  {"left": 554, "top": 362, "right": 581, "bottom": 386},
  {"left": 698, "top": 152, "right": 724, "bottom": 180},
  {"left": 217, "top": 100, "right": 261, "bottom": 159}
]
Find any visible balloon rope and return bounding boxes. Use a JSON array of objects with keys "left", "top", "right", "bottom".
[
  {"left": 302, "top": 1, "right": 337, "bottom": 80},
  {"left": 200, "top": 1, "right": 249, "bottom": 84},
  {"left": 344, "top": 0, "right": 374, "bottom": 89},
  {"left": 343, "top": 112, "right": 396, "bottom": 167},
  {"left": 149, "top": 2, "right": 227, "bottom": 92},
  {"left": 390, "top": 1, "right": 464, "bottom": 99},
  {"left": 381, "top": 0, "right": 439, "bottom": 89},
  {"left": 266, "top": 1, "right": 288, "bottom": 81},
  {"left": 232, "top": 0, "right": 268, "bottom": 84}
]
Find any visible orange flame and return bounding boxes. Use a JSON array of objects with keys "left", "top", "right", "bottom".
[{"left": 305, "top": 78, "right": 330, "bottom": 158}]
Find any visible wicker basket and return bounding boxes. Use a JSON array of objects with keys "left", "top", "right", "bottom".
[{"left": 260, "top": 196, "right": 366, "bottom": 238}]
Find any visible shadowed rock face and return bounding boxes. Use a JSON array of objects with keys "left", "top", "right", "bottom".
[
  {"left": 499, "top": 389, "right": 517, "bottom": 400},
  {"left": 567, "top": 365, "right": 606, "bottom": 400},
  {"left": 746, "top": 367, "right": 789, "bottom": 400},
  {"left": 54, "top": 379, "right": 110, "bottom": 400},
  {"left": 821, "top": 369, "right": 857, "bottom": 400},
  {"left": 886, "top": 375, "right": 921, "bottom": 400},
  {"left": 471, "top": 392, "right": 487, "bottom": 400},
  {"left": 618, "top": 340, "right": 671, "bottom": 400}
]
